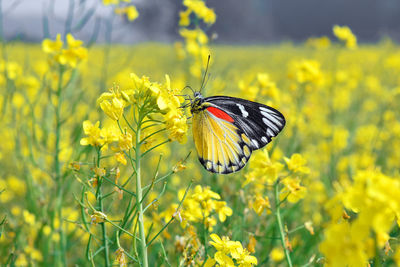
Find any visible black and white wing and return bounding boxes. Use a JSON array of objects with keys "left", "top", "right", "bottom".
[{"left": 204, "top": 96, "right": 286, "bottom": 150}]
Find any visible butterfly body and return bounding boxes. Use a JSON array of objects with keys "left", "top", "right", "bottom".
[{"left": 190, "top": 93, "right": 286, "bottom": 174}]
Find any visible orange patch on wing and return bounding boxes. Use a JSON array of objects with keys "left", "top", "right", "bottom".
[{"left": 207, "top": 107, "right": 234, "bottom": 123}]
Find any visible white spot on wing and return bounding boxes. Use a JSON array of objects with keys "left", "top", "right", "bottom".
[
  {"left": 261, "top": 111, "right": 283, "bottom": 127},
  {"left": 236, "top": 104, "right": 249, "bottom": 118},
  {"left": 263, "top": 118, "right": 280, "bottom": 132},
  {"left": 261, "top": 136, "right": 268, "bottom": 143},
  {"left": 267, "top": 129, "right": 275, "bottom": 137},
  {"left": 251, "top": 139, "right": 259, "bottom": 148},
  {"left": 260, "top": 106, "right": 276, "bottom": 114}
]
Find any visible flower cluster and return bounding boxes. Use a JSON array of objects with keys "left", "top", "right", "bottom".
[
  {"left": 102, "top": 0, "right": 139, "bottom": 21},
  {"left": 180, "top": 0, "right": 216, "bottom": 26},
  {"left": 238, "top": 73, "right": 280, "bottom": 105},
  {"left": 306, "top": 36, "right": 331, "bottom": 49},
  {"left": 333, "top": 25, "right": 357, "bottom": 49},
  {"left": 206, "top": 234, "right": 258, "bottom": 267},
  {"left": 42, "top": 34, "right": 88, "bottom": 68},
  {"left": 243, "top": 151, "right": 308, "bottom": 215},
  {"left": 177, "top": 0, "right": 216, "bottom": 77},
  {"left": 96, "top": 74, "right": 188, "bottom": 143},
  {"left": 170, "top": 185, "right": 232, "bottom": 231},
  {"left": 288, "top": 59, "right": 323, "bottom": 87},
  {"left": 320, "top": 169, "right": 400, "bottom": 266}
]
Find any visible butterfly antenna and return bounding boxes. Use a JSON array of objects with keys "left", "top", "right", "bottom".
[
  {"left": 200, "top": 55, "right": 211, "bottom": 93},
  {"left": 182, "top": 85, "right": 195, "bottom": 95}
]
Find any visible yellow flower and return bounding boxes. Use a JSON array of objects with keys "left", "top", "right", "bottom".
[
  {"left": 66, "top": 33, "right": 83, "bottom": 48},
  {"left": 289, "top": 59, "right": 322, "bottom": 85},
  {"left": 214, "top": 251, "right": 235, "bottom": 266},
  {"left": 183, "top": 0, "right": 216, "bottom": 25},
  {"left": 6, "top": 62, "right": 22, "bottom": 80},
  {"left": 306, "top": 36, "right": 331, "bottom": 49},
  {"left": 214, "top": 201, "right": 233, "bottom": 222},
  {"left": 58, "top": 46, "right": 88, "bottom": 67},
  {"left": 270, "top": 247, "right": 284, "bottom": 262},
  {"left": 115, "top": 152, "right": 127, "bottom": 165},
  {"left": 320, "top": 222, "right": 373, "bottom": 266},
  {"left": 23, "top": 210, "right": 36, "bottom": 226},
  {"left": 118, "top": 132, "right": 133, "bottom": 151},
  {"left": 333, "top": 25, "right": 357, "bottom": 49},
  {"left": 99, "top": 97, "right": 124, "bottom": 121},
  {"left": 80, "top": 121, "right": 104, "bottom": 147},
  {"left": 179, "top": 9, "right": 191, "bottom": 26},
  {"left": 43, "top": 33, "right": 87, "bottom": 67},
  {"left": 284, "top": 153, "right": 310, "bottom": 174},
  {"left": 42, "top": 34, "right": 63, "bottom": 54},
  {"left": 43, "top": 225, "right": 52, "bottom": 236},
  {"left": 281, "top": 177, "right": 307, "bottom": 203},
  {"left": 115, "top": 6, "right": 139, "bottom": 21},
  {"left": 100, "top": 125, "right": 120, "bottom": 151},
  {"left": 209, "top": 234, "right": 258, "bottom": 267},
  {"left": 231, "top": 245, "right": 258, "bottom": 267},
  {"left": 243, "top": 150, "right": 284, "bottom": 187},
  {"left": 102, "top": 0, "right": 119, "bottom": 5},
  {"left": 252, "top": 194, "right": 270, "bottom": 216},
  {"left": 209, "top": 234, "right": 240, "bottom": 255},
  {"left": 192, "top": 185, "right": 220, "bottom": 202},
  {"left": 204, "top": 257, "right": 217, "bottom": 267}
]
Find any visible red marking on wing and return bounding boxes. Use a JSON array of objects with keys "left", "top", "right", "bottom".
[{"left": 206, "top": 107, "right": 234, "bottom": 123}]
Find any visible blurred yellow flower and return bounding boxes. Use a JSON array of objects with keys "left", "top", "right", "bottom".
[
  {"left": 243, "top": 150, "right": 284, "bottom": 187},
  {"left": 306, "top": 36, "right": 331, "bottom": 49},
  {"left": 42, "top": 33, "right": 87, "bottom": 68},
  {"left": 183, "top": 0, "right": 216, "bottom": 25},
  {"left": 80, "top": 120, "right": 104, "bottom": 147},
  {"left": 42, "top": 34, "right": 63, "bottom": 54},
  {"left": 270, "top": 247, "right": 284, "bottom": 262},
  {"left": 115, "top": 5, "right": 139, "bottom": 21},
  {"left": 214, "top": 201, "right": 233, "bottom": 222},
  {"left": 102, "top": 0, "right": 119, "bottom": 5},
  {"left": 284, "top": 153, "right": 310, "bottom": 174},
  {"left": 179, "top": 9, "right": 191, "bottom": 26},
  {"left": 118, "top": 132, "right": 133, "bottom": 151},
  {"left": 333, "top": 25, "right": 357, "bottom": 49},
  {"left": 281, "top": 177, "right": 307, "bottom": 203},
  {"left": 252, "top": 194, "right": 271, "bottom": 216},
  {"left": 23, "top": 210, "right": 36, "bottom": 226},
  {"left": 289, "top": 59, "right": 322, "bottom": 85}
]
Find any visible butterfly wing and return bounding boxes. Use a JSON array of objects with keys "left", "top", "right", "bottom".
[
  {"left": 192, "top": 96, "right": 285, "bottom": 174},
  {"left": 192, "top": 106, "right": 252, "bottom": 174},
  {"left": 204, "top": 96, "right": 286, "bottom": 150}
]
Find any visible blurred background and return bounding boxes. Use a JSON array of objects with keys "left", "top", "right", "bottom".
[{"left": 4, "top": 0, "right": 400, "bottom": 43}]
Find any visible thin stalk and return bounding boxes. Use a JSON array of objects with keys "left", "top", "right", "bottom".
[
  {"left": 95, "top": 148, "right": 110, "bottom": 266},
  {"left": 54, "top": 66, "right": 67, "bottom": 266},
  {"left": 274, "top": 181, "right": 293, "bottom": 267},
  {"left": 135, "top": 116, "right": 149, "bottom": 267}
]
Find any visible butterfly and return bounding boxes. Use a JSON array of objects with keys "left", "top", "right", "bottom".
[
  {"left": 182, "top": 57, "right": 286, "bottom": 174},
  {"left": 188, "top": 92, "right": 286, "bottom": 174}
]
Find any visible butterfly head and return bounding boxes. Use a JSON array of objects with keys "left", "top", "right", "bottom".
[
  {"left": 194, "top": 91, "right": 202, "bottom": 99},
  {"left": 190, "top": 91, "right": 205, "bottom": 113}
]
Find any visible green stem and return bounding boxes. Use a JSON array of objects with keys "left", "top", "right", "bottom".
[
  {"left": 274, "top": 181, "right": 293, "bottom": 267},
  {"left": 135, "top": 117, "right": 149, "bottom": 267},
  {"left": 54, "top": 66, "right": 67, "bottom": 266},
  {"left": 95, "top": 148, "right": 110, "bottom": 267}
]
